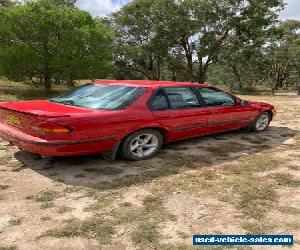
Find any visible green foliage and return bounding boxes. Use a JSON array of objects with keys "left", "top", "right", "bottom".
[
  {"left": 0, "top": 0, "right": 113, "bottom": 89},
  {"left": 264, "top": 20, "right": 300, "bottom": 93},
  {"left": 114, "top": 0, "right": 285, "bottom": 84},
  {"left": 0, "top": 0, "right": 298, "bottom": 94}
]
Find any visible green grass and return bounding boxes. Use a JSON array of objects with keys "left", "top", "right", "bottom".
[
  {"left": 242, "top": 221, "right": 276, "bottom": 234},
  {"left": 177, "top": 231, "right": 189, "bottom": 239},
  {"left": 233, "top": 177, "right": 277, "bottom": 219},
  {"left": 40, "top": 219, "right": 114, "bottom": 244},
  {"left": 63, "top": 186, "right": 82, "bottom": 193},
  {"left": 40, "top": 202, "right": 55, "bottom": 209},
  {"left": 278, "top": 206, "right": 300, "bottom": 215},
  {"left": 119, "top": 202, "right": 132, "bottom": 207},
  {"left": 84, "top": 198, "right": 113, "bottom": 212},
  {"left": 8, "top": 217, "right": 22, "bottom": 226},
  {"left": 271, "top": 173, "right": 300, "bottom": 187},
  {"left": 35, "top": 190, "right": 58, "bottom": 203},
  {"left": 57, "top": 206, "right": 73, "bottom": 214},
  {"left": 225, "top": 153, "right": 286, "bottom": 174},
  {"left": 0, "top": 246, "right": 17, "bottom": 250},
  {"left": 131, "top": 221, "right": 160, "bottom": 245}
]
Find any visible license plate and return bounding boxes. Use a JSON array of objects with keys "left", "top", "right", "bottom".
[{"left": 5, "top": 114, "right": 21, "bottom": 125}]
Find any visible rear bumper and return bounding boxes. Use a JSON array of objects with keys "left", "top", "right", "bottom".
[{"left": 0, "top": 122, "right": 117, "bottom": 156}]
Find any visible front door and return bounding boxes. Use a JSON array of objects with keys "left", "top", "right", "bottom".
[
  {"left": 149, "top": 87, "right": 210, "bottom": 141},
  {"left": 195, "top": 87, "right": 255, "bottom": 132}
]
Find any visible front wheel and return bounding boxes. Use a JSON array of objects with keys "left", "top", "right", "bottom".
[
  {"left": 252, "top": 112, "right": 271, "bottom": 132},
  {"left": 121, "top": 129, "right": 163, "bottom": 161}
]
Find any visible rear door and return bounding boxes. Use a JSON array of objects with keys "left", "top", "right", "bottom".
[
  {"left": 149, "top": 87, "right": 210, "bottom": 141},
  {"left": 194, "top": 87, "right": 255, "bottom": 132}
]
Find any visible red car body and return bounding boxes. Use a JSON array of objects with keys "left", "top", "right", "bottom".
[{"left": 0, "top": 80, "right": 275, "bottom": 158}]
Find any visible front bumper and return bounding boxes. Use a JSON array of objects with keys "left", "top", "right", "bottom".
[{"left": 0, "top": 122, "right": 117, "bottom": 156}]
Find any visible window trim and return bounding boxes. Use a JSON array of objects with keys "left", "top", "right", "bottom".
[
  {"left": 193, "top": 87, "right": 237, "bottom": 107},
  {"left": 147, "top": 86, "right": 205, "bottom": 111}
]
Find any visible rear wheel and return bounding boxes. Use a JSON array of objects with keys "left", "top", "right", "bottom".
[
  {"left": 121, "top": 129, "right": 163, "bottom": 161},
  {"left": 252, "top": 112, "right": 271, "bottom": 132}
]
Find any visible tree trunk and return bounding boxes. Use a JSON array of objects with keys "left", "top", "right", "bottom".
[
  {"left": 198, "top": 71, "right": 207, "bottom": 83},
  {"left": 232, "top": 65, "right": 243, "bottom": 89},
  {"left": 186, "top": 54, "right": 193, "bottom": 82},
  {"left": 198, "top": 63, "right": 208, "bottom": 83},
  {"left": 181, "top": 36, "right": 193, "bottom": 82},
  {"left": 157, "top": 59, "right": 161, "bottom": 81},
  {"left": 297, "top": 86, "right": 300, "bottom": 95},
  {"left": 171, "top": 66, "right": 177, "bottom": 81},
  {"left": 68, "top": 79, "right": 75, "bottom": 88},
  {"left": 44, "top": 74, "right": 51, "bottom": 90}
]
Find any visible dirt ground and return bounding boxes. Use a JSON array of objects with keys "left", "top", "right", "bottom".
[{"left": 0, "top": 93, "right": 299, "bottom": 250}]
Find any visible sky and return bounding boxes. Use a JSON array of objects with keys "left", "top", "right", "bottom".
[{"left": 76, "top": 0, "right": 300, "bottom": 20}]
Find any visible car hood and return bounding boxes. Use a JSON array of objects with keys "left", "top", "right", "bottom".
[
  {"left": 249, "top": 100, "right": 274, "bottom": 108},
  {"left": 0, "top": 100, "right": 96, "bottom": 117}
]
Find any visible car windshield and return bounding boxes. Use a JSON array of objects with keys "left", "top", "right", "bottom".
[{"left": 50, "top": 83, "right": 146, "bottom": 110}]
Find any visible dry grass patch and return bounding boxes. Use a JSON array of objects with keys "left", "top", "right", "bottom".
[
  {"left": 83, "top": 197, "right": 113, "bottom": 212},
  {"left": 0, "top": 246, "right": 17, "bottom": 250},
  {"left": 127, "top": 195, "right": 176, "bottom": 247},
  {"left": 237, "top": 179, "right": 277, "bottom": 219},
  {"left": 131, "top": 221, "right": 160, "bottom": 245},
  {"left": 57, "top": 206, "right": 73, "bottom": 214},
  {"left": 225, "top": 153, "right": 286, "bottom": 174},
  {"left": 242, "top": 221, "right": 277, "bottom": 234},
  {"left": 271, "top": 173, "right": 300, "bottom": 187},
  {"left": 8, "top": 217, "right": 22, "bottom": 226},
  {"left": 0, "top": 184, "right": 9, "bottom": 190},
  {"left": 35, "top": 190, "right": 59, "bottom": 203},
  {"left": 35, "top": 190, "right": 59, "bottom": 209},
  {"left": 40, "top": 216, "right": 51, "bottom": 221},
  {"left": 278, "top": 206, "right": 300, "bottom": 215},
  {"left": 40, "top": 218, "right": 114, "bottom": 244},
  {"left": 63, "top": 186, "right": 83, "bottom": 193}
]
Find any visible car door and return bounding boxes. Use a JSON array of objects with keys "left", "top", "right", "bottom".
[
  {"left": 148, "top": 87, "right": 210, "bottom": 141},
  {"left": 194, "top": 87, "right": 255, "bottom": 132}
]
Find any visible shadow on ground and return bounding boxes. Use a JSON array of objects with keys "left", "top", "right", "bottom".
[{"left": 14, "top": 126, "right": 298, "bottom": 190}]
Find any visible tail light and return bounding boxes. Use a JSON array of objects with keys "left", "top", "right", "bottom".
[{"left": 32, "top": 122, "right": 72, "bottom": 133}]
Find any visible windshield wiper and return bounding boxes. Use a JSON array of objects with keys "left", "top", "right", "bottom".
[{"left": 60, "top": 100, "right": 75, "bottom": 105}]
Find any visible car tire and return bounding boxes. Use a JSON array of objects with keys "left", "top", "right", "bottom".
[
  {"left": 121, "top": 129, "right": 163, "bottom": 161},
  {"left": 252, "top": 112, "right": 271, "bottom": 132}
]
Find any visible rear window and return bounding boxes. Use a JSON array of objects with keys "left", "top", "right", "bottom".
[{"left": 50, "top": 83, "right": 146, "bottom": 110}]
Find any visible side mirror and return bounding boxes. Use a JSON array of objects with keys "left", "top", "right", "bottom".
[{"left": 240, "top": 100, "right": 249, "bottom": 105}]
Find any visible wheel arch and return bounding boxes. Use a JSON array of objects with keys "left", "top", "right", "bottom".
[
  {"left": 121, "top": 126, "right": 169, "bottom": 143},
  {"left": 262, "top": 109, "right": 273, "bottom": 121}
]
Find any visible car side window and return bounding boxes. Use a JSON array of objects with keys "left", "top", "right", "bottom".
[
  {"left": 164, "top": 87, "right": 201, "bottom": 109},
  {"left": 149, "top": 89, "right": 169, "bottom": 111},
  {"left": 196, "top": 87, "right": 235, "bottom": 107}
]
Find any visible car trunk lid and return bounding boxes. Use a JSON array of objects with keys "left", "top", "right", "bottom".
[{"left": 0, "top": 100, "right": 93, "bottom": 137}]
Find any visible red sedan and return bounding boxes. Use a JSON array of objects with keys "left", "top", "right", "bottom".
[{"left": 0, "top": 80, "right": 275, "bottom": 160}]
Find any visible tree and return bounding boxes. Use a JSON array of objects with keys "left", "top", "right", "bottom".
[
  {"left": 0, "top": 0, "right": 113, "bottom": 89},
  {"left": 114, "top": 0, "right": 284, "bottom": 83},
  {"left": 50, "top": 0, "right": 76, "bottom": 7},
  {"left": 166, "top": 0, "right": 284, "bottom": 82},
  {"left": 113, "top": 0, "right": 172, "bottom": 80},
  {"left": 263, "top": 20, "right": 300, "bottom": 94}
]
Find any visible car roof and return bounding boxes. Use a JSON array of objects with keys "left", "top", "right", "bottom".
[{"left": 91, "top": 80, "right": 212, "bottom": 88}]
